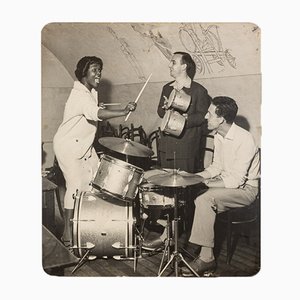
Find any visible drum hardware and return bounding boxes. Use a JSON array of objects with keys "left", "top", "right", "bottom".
[
  {"left": 147, "top": 158, "right": 204, "bottom": 277},
  {"left": 112, "top": 226, "right": 144, "bottom": 273},
  {"left": 158, "top": 213, "right": 172, "bottom": 275},
  {"left": 157, "top": 186, "right": 199, "bottom": 277},
  {"left": 71, "top": 242, "right": 96, "bottom": 274},
  {"left": 112, "top": 242, "right": 136, "bottom": 249},
  {"left": 72, "top": 219, "right": 95, "bottom": 222}
]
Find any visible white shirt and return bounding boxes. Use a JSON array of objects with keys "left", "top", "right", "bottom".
[
  {"left": 206, "top": 123, "right": 260, "bottom": 188},
  {"left": 53, "top": 81, "right": 101, "bottom": 159},
  {"left": 170, "top": 77, "right": 191, "bottom": 90}
]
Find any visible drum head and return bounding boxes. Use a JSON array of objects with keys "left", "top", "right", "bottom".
[
  {"left": 166, "top": 89, "right": 176, "bottom": 109},
  {"left": 161, "top": 110, "right": 171, "bottom": 131},
  {"left": 101, "top": 154, "right": 144, "bottom": 173}
]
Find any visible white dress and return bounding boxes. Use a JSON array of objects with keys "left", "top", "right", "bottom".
[{"left": 53, "top": 81, "right": 101, "bottom": 209}]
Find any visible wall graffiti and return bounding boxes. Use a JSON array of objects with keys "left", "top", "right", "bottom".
[
  {"left": 110, "top": 23, "right": 237, "bottom": 78},
  {"left": 179, "top": 23, "right": 237, "bottom": 75},
  {"left": 131, "top": 24, "right": 173, "bottom": 61},
  {"left": 107, "top": 26, "right": 146, "bottom": 81}
]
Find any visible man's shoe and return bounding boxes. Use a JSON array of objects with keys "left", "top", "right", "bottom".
[
  {"left": 181, "top": 258, "right": 216, "bottom": 277},
  {"left": 142, "top": 237, "right": 165, "bottom": 251}
]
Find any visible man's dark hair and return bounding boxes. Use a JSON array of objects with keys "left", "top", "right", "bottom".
[
  {"left": 211, "top": 96, "right": 238, "bottom": 124},
  {"left": 174, "top": 51, "right": 196, "bottom": 80},
  {"left": 75, "top": 56, "right": 103, "bottom": 81}
]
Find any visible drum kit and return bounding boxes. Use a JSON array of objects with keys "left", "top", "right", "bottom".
[{"left": 71, "top": 136, "right": 204, "bottom": 276}]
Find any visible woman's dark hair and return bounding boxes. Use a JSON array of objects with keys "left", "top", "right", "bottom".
[
  {"left": 74, "top": 56, "right": 103, "bottom": 81},
  {"left": 211, "top": 96, "right": 238, "bottom": 124},
  {"left": 174, "top": 51, "right": 196, "bottom": 80}
]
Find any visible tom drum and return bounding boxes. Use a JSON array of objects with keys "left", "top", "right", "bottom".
[{"left": 92, "top": 154, "right": 144, "bottom": 201}]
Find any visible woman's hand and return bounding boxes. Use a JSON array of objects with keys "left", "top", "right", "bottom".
[
  {"left": 125, "top": 102, "right": 137, "bottom": 114},
  {"left": 99, "top": 102, "right": 106, "bottom": 109}
]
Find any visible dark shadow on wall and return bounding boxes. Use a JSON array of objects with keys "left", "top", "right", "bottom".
[
  {"left": 94, "top": 79, "right": 115, "bottom": 153},
  {"left": 235, "top": 115, "right": 250, "bottom": 131},
  {"left": 97, "top": 79, "right": 113, "bottom": 104}
]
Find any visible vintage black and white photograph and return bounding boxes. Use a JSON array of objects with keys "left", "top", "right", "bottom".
[{"left": 41, "top": 22, "right": 261, "bottom": 277}]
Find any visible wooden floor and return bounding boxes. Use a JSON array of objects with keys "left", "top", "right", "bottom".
[
  {"left": 43, "top": 191, "right": 260, "bottom": 278},
  {"left": 63, "top": 236, "right": 260, "bottom": 277}
]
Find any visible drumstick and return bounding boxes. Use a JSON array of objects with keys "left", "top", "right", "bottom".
[
  {"left": 103, "top": 103, "right": 121, "bottom": 106},
  {"left": 125, "top": 73, "right": 152, "bottom": 121}
]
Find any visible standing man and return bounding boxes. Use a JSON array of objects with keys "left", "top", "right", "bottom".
[
  {"left": 142, "top": 52, "right": 211, "bottom": 250},
  {"left": 53, "top": 56, "right": 136, "bottom": 249},
  {"left": 181, "top": 96, "right": 260, "bottom": 276},
  {"left": 157, "top": 51, "right": 211, "bottom": 172}
]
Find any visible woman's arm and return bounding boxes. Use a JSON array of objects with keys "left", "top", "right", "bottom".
[{"left": 97, "top": 102, "right": 136, "bottom": 120}]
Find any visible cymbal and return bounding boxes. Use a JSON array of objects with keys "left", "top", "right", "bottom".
[
  {"left": 147, "top": 170, "right": 204, "bottom": 187},
  {"left": 98, "top": 137, "right": 154, "bottom": 157}
]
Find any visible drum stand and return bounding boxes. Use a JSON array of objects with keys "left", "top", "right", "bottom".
[
  {"left": 158, "top": 187, "right": 199, "bottom": 277},
  {"left": 158, "top": 213, "right": 172, "bottom": 274}
]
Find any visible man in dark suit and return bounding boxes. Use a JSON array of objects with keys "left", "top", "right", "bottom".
[{"left": 142, "top": 52, "right": 211, "bottom": 250}]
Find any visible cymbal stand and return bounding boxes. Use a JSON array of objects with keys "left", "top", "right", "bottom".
[
  {"left": 133, "top": 211, "right": 148, "bottom": 272},
  {"left": 158, "top": 187, "right": 199, "bottom": 277},
  {"left": 158, "top": 212, "right": 172, "bottom": 274}
]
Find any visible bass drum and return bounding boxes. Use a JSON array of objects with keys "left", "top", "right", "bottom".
[{"left": 72, "top": 190, "right": 136, "bottom": 259}]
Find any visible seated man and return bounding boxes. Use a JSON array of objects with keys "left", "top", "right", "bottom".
[{"left": 181, "top": 96, "right": 260, "bottom": 276}]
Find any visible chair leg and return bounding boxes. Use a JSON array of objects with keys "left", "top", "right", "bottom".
[{"left": 226, "top": 215, "right": 232, "bottom": 264}]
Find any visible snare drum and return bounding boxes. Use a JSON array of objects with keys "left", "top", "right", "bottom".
[
  {"left": 139, "top": 169, "right": 174, "bottom": 209},
  {"left": 139, "top": 182, "right": 174, "bottom": 209},
  {"left": 92, "top": 154, "right": 144, "bottom": 201},
  {"left": 161, "top": 110, "right": 186, "bottom": 137},
  {"left": 72, "top": 190, "right": 136, "bottom": 258}
]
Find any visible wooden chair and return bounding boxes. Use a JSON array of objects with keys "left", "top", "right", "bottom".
[
  {"left": 206, "top": 143, "right": 261, "bottom": 264},
  {"left": 217, "top": 190, "right": 260, "bottom": 264},
  {"left": 147, "top": 128, "right": 161, "bottom": 168},
  {"left": 127, "top": 124, "right": 148, "bottom": 145},
  {"left": 119, "top": 124, "right": 130, "bottom": 138}
]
